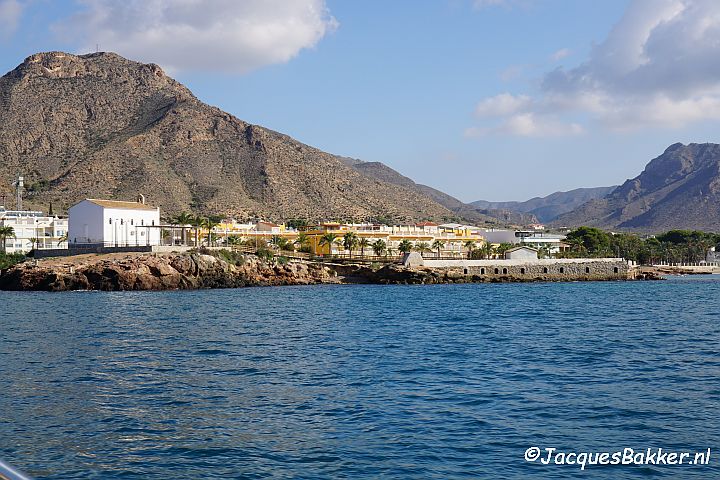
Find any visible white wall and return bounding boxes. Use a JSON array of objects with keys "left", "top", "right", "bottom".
[
  {"left": 103, "top": 208, "right": 161, "bottom": 246},
  {"left": 68, "top": 201, "right": 105, "bottom": 244}
]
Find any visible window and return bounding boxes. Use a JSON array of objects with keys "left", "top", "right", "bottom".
[
  {"left": 494, "top": 268, "right": 499, "bottom": 274},
  {"left": 131, "top": 219, "right": 134, "bottom": 226},
  {"left": 520, "top": 268, "right": 526, "bottom": 274},
  {"left": 480, "top": 268, "right": 485, "bottom": 275},
  {"left": 152, "top": 220, "right": 155, "bottom": 226},
  {"left": 502, "top": 268, "right": 508, "bottom": 274},
  {"left": 120, "top": 219, "right": 124, "bottom": 225},
  {"left": 543, "top": 267, "right": 548, "bottom": 274},
  {"left": 109, "top": 218, "right": 112, "bottom": 225},
  {"left": 464, "top": 268, "right": 468, "bottom": 275},
  {"left": 585, "top": 267, "right": 590, "bottom": 274},
  {"left": 141, "top": 219, "right": 144, "bottom": 226},
  {"left": 614, "top": 267, "right": 619, "bottom": 274},
  {"left": 559, "top": 267, "right": 565, "bottom": 274}
]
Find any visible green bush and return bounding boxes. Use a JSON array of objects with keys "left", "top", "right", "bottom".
[{"left": 0, "top": 253, "right": 26, "bottom": 270}]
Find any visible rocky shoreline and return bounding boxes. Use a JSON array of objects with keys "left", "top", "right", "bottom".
[{"left": 0, "top": 251, "right": 661, "bottom": 292}]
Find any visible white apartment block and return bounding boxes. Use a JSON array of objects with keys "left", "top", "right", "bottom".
[{"left": 0, "top": 208, "right": 68, "bottom": 253}]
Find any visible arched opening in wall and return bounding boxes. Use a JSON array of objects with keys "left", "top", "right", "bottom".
[
  {"left": 464, "top": 268, "right": 468, "bottom": 275},
  {"left": 559, "top": 267, "right": 565, "bottom": 274},
  {"left": 614, "top": 267, "right": 619, "bottom": 273},
  {"left": 585, "top": 267, "right": 590, "bottom": 274},
  {"left": 502, "top": 268, "right": 508, "bottom": 274},
  {"left": 480, "top": 268, "right": 485, "bottom": 275},
  {"left": 520, "top": 267, "right": 526, "bottom": 274},
  {"left": 494, "top": 268, "right": 499, "bottom": 274},
  {"left": 543, "top": 267, "right": 548, "bottom": 274}
]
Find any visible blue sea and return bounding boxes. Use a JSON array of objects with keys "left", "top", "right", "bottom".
[{"left": 1, "top": 276, "right": 719, "bottom": 479}]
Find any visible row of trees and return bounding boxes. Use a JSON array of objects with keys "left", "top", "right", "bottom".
[{"left": 562, "top": 227, "right": 720, "bottom": 264}]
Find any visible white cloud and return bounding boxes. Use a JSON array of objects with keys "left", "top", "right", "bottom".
[
  {"left": 466, "top": 113, "right": 583, "bottom": 137},
  {"left": 475, "top": 93, "right": 532, "bottom": 117},
  {"left": 550, "top": 48, "right": 570, "bottom": 61},
  {"left": 0, "top": 0, "right": 22, "bottom": 37},
  {"left": 58, "top": 0, "right": 338, "bottom": 73},
  {"left": 468, "top": 0, "right": 720, "bottom": 136}
]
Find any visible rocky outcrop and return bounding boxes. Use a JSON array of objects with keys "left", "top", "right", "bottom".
[{"left": 0, "top": 252, "right": 339, "bottom": 291}]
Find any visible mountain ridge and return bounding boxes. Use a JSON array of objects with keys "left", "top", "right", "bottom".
[
  {"left": 554, "top": 143, "right": 720, "bottom": 231},
  {"left": 472, "top": 186, "right": 617, "bottom": 223},
  {"left": 0, "top": 51, "right": 462, "bottom": 223}
]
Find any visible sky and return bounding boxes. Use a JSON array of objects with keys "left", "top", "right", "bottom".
[{"left": 0, "top": 0, "right": 719, "bottom": 202}]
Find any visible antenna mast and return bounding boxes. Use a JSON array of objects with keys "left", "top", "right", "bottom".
[{"left": 11, "top": 174, "right": 23, "bottom": 211}]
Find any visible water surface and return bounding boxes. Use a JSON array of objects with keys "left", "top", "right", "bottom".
[{"left": 1, "top": 277, "right": 719, "bottom": 478}]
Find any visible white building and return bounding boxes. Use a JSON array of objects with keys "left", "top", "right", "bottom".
[
  {"left": 0, "top": 208, "right": 68, "bottom": 253},
  {"left": 68, "top": 198, "right": 161, "bottom": 247},
  {"left": 504, "top": 246, "right": 539, "bottom": 260}
]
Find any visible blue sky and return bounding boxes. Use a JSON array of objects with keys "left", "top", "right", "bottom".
[{"left": 1, "top": 0, "right": 718, "bottom": 202}]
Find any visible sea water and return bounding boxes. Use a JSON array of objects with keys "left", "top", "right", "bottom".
[{"left": 1, "top": 276, "right": 719, "bottom": 478}]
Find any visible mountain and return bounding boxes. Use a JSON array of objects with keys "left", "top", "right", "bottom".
[
  {"left": 0, "top": 51, "right": 462, "bottom": 223},
  {"left": 554, "top": 143, "right": 720, "bottom": 231},
  {"left": 472, "top": 186, "right": 617, "bottom": 223},
  {"left": 339, "top": 158, "right": 537, "bottom": 226}
]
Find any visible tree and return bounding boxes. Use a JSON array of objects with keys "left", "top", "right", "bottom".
[
  {"left": 270, "top": 235, "right": 292, "bottom": 251},
  {"left": 496, "top": 243, "right": 514, "bottom": 257},
  {"left": 343, "top": 231, "right": 359, "bottom": 257},
  {"left": 415, "top": 241, "right": 430, "bottom": 254},
  {"left": 479, "top": 241, "right": 494, "bottom": 259},
  {"left": 319, "top": 233, "right": 338, "bottom": 253},
  {"left": 29, "top": 237, "right": 38, "bottom": 251},
  {"left": 173, "top": 211, "right": 195, "bottom": 246},
  {"left": 294, "top": 232, "right": 309, "bottom": 249},
  {"left": 565, "top": 227, "right": 611, "bottom": 256},
  {"left": 226, "top": 235, "right": 242, "bottom": 247},
  {"left": 0, "top": 226, "right": 15, "bottom": 253},
  {"left": 358, "top": 237, "right": 371, "bottom": 257},
  {"left": 372, "top": 239, "right": 386, "bottom": 257},
  {"left": 398, "top": 239, "right": 413, "bottom": 254},
  {"left": 190, "top": 215, "right": 204, "bottom": 247},
  {"left": 464, "top": 240, "right": 476, "bottom": 259},
  {"left": 432, "top": 239, "right": 445, "bottom": 258},
  {"left": 201, "top": 217, "right": 220, "bottom": 246}
]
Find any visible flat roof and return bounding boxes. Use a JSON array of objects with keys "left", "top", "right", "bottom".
[{"left": 85, "top": 199, "right": 158, "bottom": 211}]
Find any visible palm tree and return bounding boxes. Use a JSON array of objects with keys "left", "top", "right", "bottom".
[
  {"left": 0, "top": 226, "right": 15, "bottom": 253},
  {"left": 372, "top": 239, "right": 386, "bottom": 257},
  {"left": 415, "top": 241, "right": 430, "bottom": 254},
  {"left": 479, "top": 242, "right": 494, "bottom": 259},
  {"left": 496, "top": 242, "right": 514, "bottom": 257},
  {"left": 358, "top": 238, "right": 371, "bottom": 258},
  {"left": 294, "top": 232, "right": 309, "bottom": 251},
  {"left": 201, "top": 217, "right": 220, "bottom": 246},
  {"left": 464, "top": 240, "right": 476, "bottom": 259},
  {"left": 432, "top": 239, "right": 445, "bottom": 258},
  {"left": 343, "top": 231, "right": 359, "bottom": 257},
  {"left": 227, "top": 235, "right": 242, "bottom": 247},
  {"left": 29, "top": 237, "right": 38, "bottom": 251},
  {"left": 319, "top": 233, "right": 338, "bottom": 254},
  {"left": 57, "top": 232, "right": 69, "bottom": 247},
  {"left": 398, "top": 239, "right": 413, "bottom": 254},
  {"left": 173, "top": 211, "right": 194, "bottom": 246},
  {"left": 190, "top": 215, "right": 204, "bottom": 247}
]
